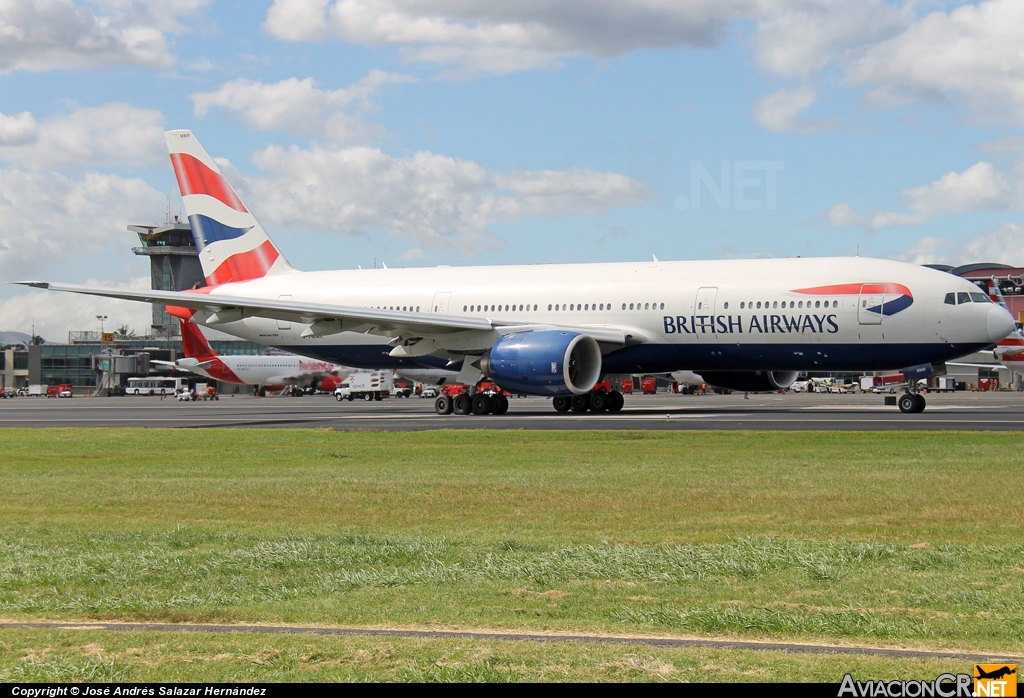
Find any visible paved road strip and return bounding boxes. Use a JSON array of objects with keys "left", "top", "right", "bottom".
[{"left": 2, "top": 621, "right": 1021, "bottom": 662}]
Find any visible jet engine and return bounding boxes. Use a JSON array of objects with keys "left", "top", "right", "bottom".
[
  {"left": 480, "top": 330, "right": 602, "bottom": 396},
  {"left": 697, "top": 370, "right": 799, "bottom": 392}
]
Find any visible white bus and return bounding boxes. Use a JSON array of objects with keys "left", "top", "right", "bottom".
[{"left": 125, "top": 377, "right": 188, "bottom": 396}]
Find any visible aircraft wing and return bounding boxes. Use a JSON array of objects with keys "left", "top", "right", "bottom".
[
  {"left": 947, "top": 362, "right": 1009, "bottom": 370},
  {"left": 17, "top": 282, "right": 640, "bottom": 345}
]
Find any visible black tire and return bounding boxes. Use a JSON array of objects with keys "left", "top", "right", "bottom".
[
  {"left": 553, "top": 396, "right": 571, "bottom": 412},
  {"left": 492, "top": 394, "right": 509, "bottom": 415},
  {"left": 913, "top": 393, "right": 926, "bottom": 413},
  {"left": 898, "top": 393, "right": 916, "bottom": 413},
  {"left": 364, "top": 393, "right": 373, "bottom": 401},
  {"left": 607, "top": 390, "right": 624, "bottom": 413},
  {"left": 435, "top": 395, "right": 453, "bottom": 415},
  {"left": 375, "top": 393, "right": 383, "bottom": 401},
  {"left": 472, "top": 394, "right": 492, "bottom": 415},
  {"left": 589, "top": 391, "right": 608, "bottom": 412},
  {"left": 453, "top": 393, "right": 472, "bottom": 415},
  {"left": 347, "top": 395, "right": 354, "bottom": 401},
  {"left": 335, "top": 393, "right": 344, "bottom": 402},
  {"left": 571, "top": 394, "right": 589, "bottom": 412}
]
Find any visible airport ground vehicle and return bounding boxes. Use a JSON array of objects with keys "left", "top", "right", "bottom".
[
  {"left": 57, "top": 384, "right": 72, "bottom": 398},
  {"left": 334, "top": 371, "right": 392, "bottom": 402},
  {"left": 419, "top": 386, "right": 438, "bottom": 399},
  {"left": 127, "top": 376, "right": 188, "bottom": 396},
  {"left": 391, "top": 381, "right": 413, "bottom": 398},
  {"left": 24, "top": 130, "right": 1017, "bottom": 417}
]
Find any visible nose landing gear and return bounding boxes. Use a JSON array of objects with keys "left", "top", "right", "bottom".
[{"left": 897, "top": 392, "right": 926, "bottom": 413}]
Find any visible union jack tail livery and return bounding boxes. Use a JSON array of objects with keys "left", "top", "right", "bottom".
[{"left": 166, "top": 130, "right": 294, "bottom": 285}]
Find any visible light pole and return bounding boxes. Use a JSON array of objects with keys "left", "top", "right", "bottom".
[{"left": 96, "top": 315, "right": 108, "bottom": 334}]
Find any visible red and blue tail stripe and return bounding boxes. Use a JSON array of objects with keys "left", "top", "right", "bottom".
[{"left": 165, "top": 129, "right": 294, "bottom": 286}]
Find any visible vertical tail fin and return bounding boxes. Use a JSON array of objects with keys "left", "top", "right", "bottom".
[
  {"left": 165, "top": 130, "right": 295, "bottom": 285},
  {"left": 179, "top": 319, "right": 218, "bottom": 361}
]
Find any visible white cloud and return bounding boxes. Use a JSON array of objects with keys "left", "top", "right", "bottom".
[
  {"left": 0, "top": 169, "right": 165, "bottom": 279},
  {"left": 0, "top": 276, "right": 152, "bottom": 342},
  {"left": 755, "top": 0, "right": 909, "bottom": 80},
  {"left": 848, "top": 0, "right": 1024, "bottom": 123},
  {"left": 0, "top": 0, "right": 208, "bottom": 74},
  {"left": 264, "top": 0, "right": 787, "bottom": 76},
  {"left": 752, "top": 86, "right": 835, "bottom": 133},
  {"left": 892, "top": 223, "right": 1024, "bottom": 266},
  {"left": 0, "top": 111, "right": 38, "bottom": 146},
  {"left": 190, "top": 71, "right": 414, "bottom": 142},
  {"left": 0, "top": 104, "right": 165, "bottom": 169},
  {"left": 826, "top": 202, "right": 865, "bottom": 228},
  {"left": 870, "top": 162, "right": 1016, "bottom": 229},
  {"left": 225, "top": 143, "right": 650, "bottom": 253}
]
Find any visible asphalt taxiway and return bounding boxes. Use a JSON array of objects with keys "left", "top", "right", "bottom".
[{"left": 2, "top": 391, "right": 1024, "bottom": 430}]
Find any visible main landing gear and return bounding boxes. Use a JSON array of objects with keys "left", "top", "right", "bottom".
[
  {"left": 897, "top": 391, "right": 926, "bottom": 414},
  {"left": 552, "top": 390, "right": 624, "bottom": 414},
  {"left": 434, "top": 392, "right": 509, "bottom": 416}
]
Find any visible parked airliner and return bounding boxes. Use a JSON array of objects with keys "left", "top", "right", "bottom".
[
  {"left": 153, "top": 319, "right": 347, "bottom": 395},
  {"left": 18, "top": 131, "right": 1016, "bottom": 414}
]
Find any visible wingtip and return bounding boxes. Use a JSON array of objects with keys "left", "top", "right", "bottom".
[{"left": 12, "top": 281, "right": 51, "bottom": 289}]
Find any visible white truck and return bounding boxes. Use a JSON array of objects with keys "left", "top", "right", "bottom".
[{"left": 335, "top": 371, "right": 393, "bottom": 402}]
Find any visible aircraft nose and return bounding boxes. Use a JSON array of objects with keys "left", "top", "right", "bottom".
[{"left": 987, "top": 304, "right": 1015, "bottom": 343}]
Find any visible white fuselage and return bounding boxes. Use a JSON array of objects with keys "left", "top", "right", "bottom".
[{"left": 195, "top": 256, "right": 1012, "bottom": 375}]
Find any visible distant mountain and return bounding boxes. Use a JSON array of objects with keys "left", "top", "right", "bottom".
[{"left": 0, "top": 331, "right": 39, "bottom": 347}]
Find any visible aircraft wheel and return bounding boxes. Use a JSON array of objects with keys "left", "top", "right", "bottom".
[
  {"left": 571, "top": 394, "right": 590, "bottom": 412},
  {"left": 472, "top": 394, "right": 492, "bottom": 416},
  {"left": 492, "top": 394, "right": 509, "bottom": 415},
  {"left": 589, "top": 391, "right": 608, "bottom": 412},
  {"left": 897, "top": 393, "right": 917, "bottom": 413},
  {"left": 913, "top": 393, "right": 926, "bottom": 413},
  {"left": 434, "top": 395, "right": 454, "bottom": 415},
  {"left": 552, "top": 396, "right": 571, "bottom": 412},
  {"left": 453, "top": 393, "right": 472, "bottom": 415},
  {"left": 607, "top": 390, "right": 624, "bottom": 413}
]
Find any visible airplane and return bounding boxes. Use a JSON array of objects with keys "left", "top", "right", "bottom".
[
  {"left": 16, "top": 130, "right": 1016, "bottom": 415},
  {"left": 153, "top": 318, "right": 348, "bottom": 395}
]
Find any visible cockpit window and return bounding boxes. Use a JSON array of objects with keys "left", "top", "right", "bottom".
[
  {"left": 957, "top": 292, "right": 971, "bottom": 304},
  {"left": 944, "top": 293, "right": 955, "bottom": 305},
  {"left": 969, "top": 292, "right": 990, "bottom": 303}
]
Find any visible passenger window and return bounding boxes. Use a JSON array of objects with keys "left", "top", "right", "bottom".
[
  {"left": 756, "top": 302, "right": 761, "bottom": 309},
  {"left": 970, "top": 293, "right": 989, "bottom": 303},
  {"left": 629, "top": 303, "right": 634, "bottom": 310},
  {"left": 740, "top": 302, "right": 745, "bottom": 309},
  {"left": 944, "top": 293, "right": 955, "bottom": 305},
  {"left": 815, "top": 301, "right": 820, "bottom": 308},
  {"left": 957, "top": 292, "right": 970, "bottom": 304},
  {"left": 644, "top": 303, "right": 649, "bottom": 310},
  {"left": 773, "top": 301, "right": 778, "bottom": 309},
  {"left": 548, "top": 304, "right": 552, "bottom": 311},
  {"left": 723, "top": 302, "right": 728, "bottom": 310},
  {"left": 622, "top": 303, "right": 627, "bottom": 310}
]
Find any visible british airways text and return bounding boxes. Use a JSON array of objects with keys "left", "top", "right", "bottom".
[{"left": 663, "top": 314, "right": 840, "bottom": 335}]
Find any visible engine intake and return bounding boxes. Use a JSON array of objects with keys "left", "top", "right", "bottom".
[
  {"left": 697, "top": 370, "right": 799, "bottom": 392},
  {"left": 480, "top": 331, "right": 601, "bottom": 396}
]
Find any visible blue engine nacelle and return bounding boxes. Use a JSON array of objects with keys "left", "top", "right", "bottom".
[{"left": 480, "top": 331, "right": 602, "bottom": 396}]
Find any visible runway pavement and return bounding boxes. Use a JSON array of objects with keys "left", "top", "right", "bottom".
[{"left": 3, "top": 390, "right": 1024, "bottom": 430}]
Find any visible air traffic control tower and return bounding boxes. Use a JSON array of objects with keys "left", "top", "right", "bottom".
[{"left": 130, "top": 220, "right": 204, "bottom": 337}]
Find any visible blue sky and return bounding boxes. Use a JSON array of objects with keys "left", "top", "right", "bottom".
[{"left": 2, "top": 0, "right": 1023, "bottom": 338}]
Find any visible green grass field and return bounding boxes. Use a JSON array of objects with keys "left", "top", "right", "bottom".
[{"left": 0, "top": 429, "right": 1021, "bottom": 682}]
